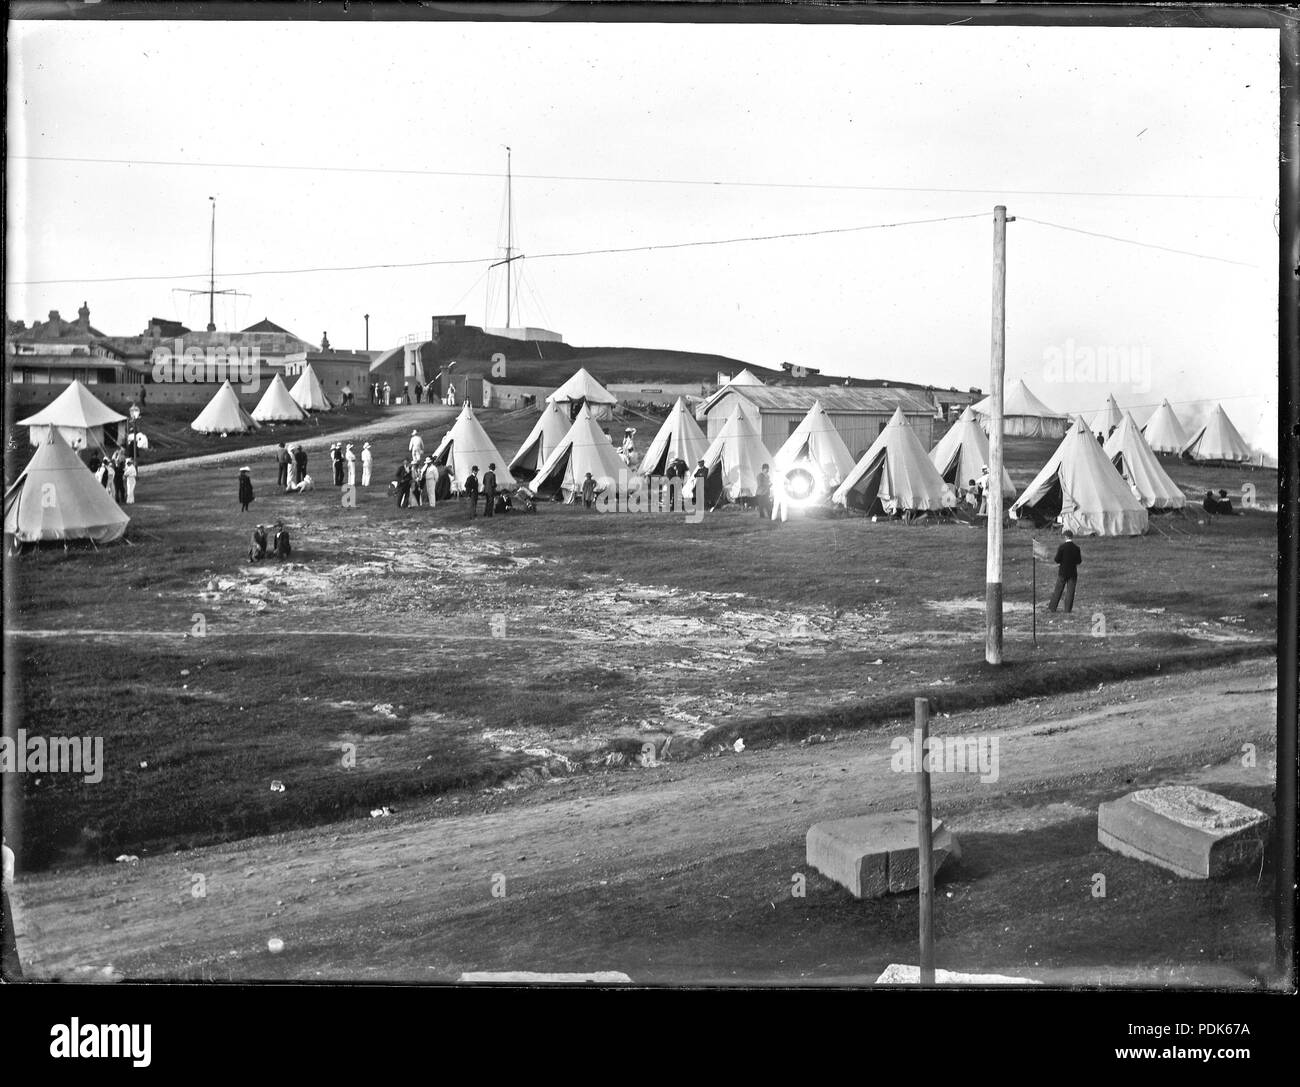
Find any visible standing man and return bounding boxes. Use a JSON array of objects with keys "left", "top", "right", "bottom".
[
  {"left": 755, "top": 464, "right": 773, "bottom": 521},
  {"left": 482, "top": 463, "right": 498, "bottom": 519},
  {"left": 409, "top": 429, "right": 425, "bottom": 463},
  {"left": 1048, "top": 530, "right": 1083, "bottom": 613},
  {"left": 463, "top": 465, "right": 480, "bottom": 517},
  {"left": 691, "top": 458, "right": 708, "bottom": 510},
  {"left": 276, "top": 442, "right": 290, "bottom": 489},
  {"left": 975, "top": 464, "right": 992, "bottom": 518},
  {"left": 581, "top": 472, "right": 598, "bottom": 509},
  {"left": 361, "top": 441, "right": 373, "bottom": 487},
  {"left": 383, "top": 381, "right": 392, "bottom": 406},
  {"left": 396, "top": 459, "right": 413, "bottom": 509},
  {"left": 294, "top": 443, "right": 308, "bottom": 484}
]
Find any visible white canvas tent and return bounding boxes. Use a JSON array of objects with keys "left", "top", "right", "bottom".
[
  {"left": 1140, "top": 398, "right": 1189, "bottom": 454},
  {"left": 832, "top": 408, "right": 949, "bottom": 515},
  {"left": 289, "top": 363, "right": 334, "bottom": 412},
  {"left": 1089, "top": 393, "right": 1124, "bottom": 438},
  {"left": 971, "top": 379, "right": 1071, "bottom": 439},
  {"left": 251, "top": 373, "right": 307, "bottom": 423},
  {"left": 1103, "top": 412, "right": 1186, "bottom": 509},
  {"left": 1180, "top": 404, "right": 1253, "bottom": 463},
  {"left": 696, "top": 403, "right": 773, "bottom": 507},
  {"left": 638, "top": 397, "right": 709, "bottom": 477},
  {"left": 771, "top": 400, "right": 855, "bottom": 505},
  {"left": 508, "top": 402, "right": 572, "bottom": 476},
  {"left": 190, "top": 380, "right": 260, "bottom": 434},
  {"left": 1011, "top": 418, "right": 1148, "bottom": 536},
  {"left": 432, "top": 402, "right": 514, "bottom": 484},
  {"left": 545, "top": 367, "right": 617, "bottom": 422},
  {"left": 17, "top": 379, "right": 127, "bottom": 450},
  {"left": 928, "top": 406, "right": 1015, "bottom": 499},
  {"left": 529, "top": 403, "right": 633, "bottom": 502},
  {"left": 4, "top": 429, "right": 130, "bottom": 545},
  {"left": 696, "top": 367, "right": 765, "bottom": 420}
]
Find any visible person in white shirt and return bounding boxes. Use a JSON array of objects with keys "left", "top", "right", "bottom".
[
  {"left": 361, "top": 441, "right": 373, "bottom": 486},
  {"left": 345, "top": 443, "right": 357, "bottom": 486},
  {"left": 288, "top": 473, "right": 315, "bottom": 494},
  {"left": 124, "top": 459, "right": 138, "bottom": 504},
  {"left": 408, "top": 429, "right": 425, "bottom": 462}
]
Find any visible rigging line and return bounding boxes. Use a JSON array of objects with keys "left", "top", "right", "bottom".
[
  {"left": 11, "top": 155, "right": 1262, "bottom": 201},
  {"left": 1017, "top": 216, "right": 1262, "bottom": 269},
  {"left": 9, "top": 212, "right": 987, "bottom": 286}
]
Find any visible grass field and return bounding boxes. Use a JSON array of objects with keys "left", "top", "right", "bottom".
[{"left": 5, "top": 408, "right": 1278, "bottom": 871}]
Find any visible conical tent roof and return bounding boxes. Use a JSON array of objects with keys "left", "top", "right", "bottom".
[
  {"left": 1090, "top": 393, "right": 1124, "bottom": 436},
  {"left": 545, "top": 367, "right": 618, "bottom": 407},
  {"left": 1011, "top": 419, "right": 1148, "bottom": 536},
  {"left": 971, "top": 379, "right": 1071, "bottom": 438},
  {"left": 638, "top": 397, "right": 709, "bottom": 477},
  {"left": 1141, "top": 398, "right": 1188, "bottom": 454},
  {"left": 772, "top": 401, "right": 855, "bottom": 497},
  {"left": 190, "top": 380, "right": 260, "bottom": 434},
  {"left": 432, "top": 402, "right": 513, "bottom": 482},
  {"left": 509, "top": 403, "right": 572, "bottom": 476},
  {"left": 251, "top": 373, "right": 307, "bottom": 423},
  {"left": 290, "top": 363, "right": 333, "bottom": 412},
  {"left": 832, "top": 408, "right": 949, "bottom": 514},
  {"left": 697, "top": 403, "right": 774, "bottom": 505},
  {"left": 529, "top": 403, "right": 632, "bottom": 501},
  {"left": 728, "top": 368, "right": 764, "bottom": 386},
  {"left": 1180, "top": 404, "right": 1252, "bottom": 463},
  {"left": 1103, "top": 412, "right": 1186, "bottom": 509},
  {"left": 18, "top": 379, "right": 128, "bottom": 429},
  {"left": 928, "top": 405, "right": 1015, "bottom": 498},
  {"left": 4, "top": 429, "right": 129, "bottom": 544}
]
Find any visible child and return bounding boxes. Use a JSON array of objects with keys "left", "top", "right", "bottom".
[{"left": 238, "top": 467, "right": 254, "bottom": 512}]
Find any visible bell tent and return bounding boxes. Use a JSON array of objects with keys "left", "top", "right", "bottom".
[
  {"left": 4, "top": 429, "right": 130, "bottom": 545},
  {"left": 545, "top": 368, "right": 617, "bottom": 422},
  {"left": 771, "top": 400, "right": 855, "bottom": 504},
  {"left": 289, "top": 364, "right": 334, "bottom": 413},
  {"left": 1089, "top": 393, "right": 1124, "bottom": 438},
  {"left": 432, "top": 402, "right": 514, "bottom": 487},
  {"left": 17, "top": 379, "right": 127, "bottom": 450},
  {"left": 528, "top": 403, "right": 633, "bottom": 502},
  {"left": 832, "top": 408, "right": 949, "bottom": 515},
  {"left": 190, "top": 381, "right": 260, "bottom": 434},
  {"left": 928, "top": 406, "right": 1015, "bottom": 498},
  {"left": 1140, "top": 399, "right": 1189, "bottom": 454},
  {"left": 251, "top": 373, "right": 307, "bottom": 423},
  {"left": 971, "top": 379, "right": 1071, "bottom": 439},
  {"left": 508, "top": 402, "right": 572, "bottom": 477},
  {"left": 1010, "top": 418, "right": 1148, "bottom": 536},
  {"left": 1179, "top": 404, "right": 1253, "bottom": 463},
  {"left": 638, "top": 397, "right": 709, "bottom": 478},
  {"left": 1103, "top": 412, "right": 1186, "bottom": 509},
  {"left": 695, "top": 403, "right": 773, "bottom": 508}
]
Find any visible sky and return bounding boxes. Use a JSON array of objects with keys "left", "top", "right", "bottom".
[{"left": 6, "top": 17, "right": 1282, "bottom": 455}]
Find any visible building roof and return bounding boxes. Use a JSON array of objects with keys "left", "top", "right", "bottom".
[
  {"left": 307, "top": 348, "right": 381, "bottom": 364},
  {"left": 242, "top": 317, "right": 298, "bottom": 336},
  {"left": 11, "top": 304, "right": 107, "bottom": 343},
  {"left": 703, "top": 383, "right": 937, "bottom": 416}
]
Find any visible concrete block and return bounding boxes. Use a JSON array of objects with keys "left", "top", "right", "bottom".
[
  {"left": 1097, "top": 786, "right": 1268, "bottom": 879},
  {"left": 806, "top": 811, "right": 960, "bottom": 899}
]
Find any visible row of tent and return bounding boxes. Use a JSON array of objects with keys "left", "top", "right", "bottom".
[{"left": 190, "top": 366, "right": 334, "bottom": 433}]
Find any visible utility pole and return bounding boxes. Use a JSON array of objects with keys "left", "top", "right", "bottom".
[
  {"left": 364, "top": 314, "right": 370, "bottom": 351},
  {"left": 207, "top": 196, "right": 216, "bottom": 331},
  {"left": 986, "top": 205, "right": 1014, "bottom": 665}
]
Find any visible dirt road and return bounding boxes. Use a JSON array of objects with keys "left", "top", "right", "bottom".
[{"left": 12, "top": 658, "right": 1278, "bottom": 985}]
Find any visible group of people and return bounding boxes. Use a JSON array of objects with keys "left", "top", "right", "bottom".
[
  {"left": 248, "top": 520, "right": 292, "bottom": 562},
  {"left": 91, "top": 447, "right": 137, "bottom": 505},
  {"left": 275, "top": 440, "right": 374, "bottom": 494},
  {"left": 1203, "top": 488, "right": 1238, "bottom": 516}
]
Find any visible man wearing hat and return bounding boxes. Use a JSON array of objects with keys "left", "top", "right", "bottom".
[
  {"left": 238, "top": 467, "right": 254, "bottom": 512},
  {"left": 249, "top": 524, "right": 268, "bottom": 562},
  {"left": 409, "top": 429, "right": 425, "bottom": 462},
  {"left": 272, "top": 520, "right": 292, "bottom": 560},
  {"left": 276, "top": 442, "right": 290, "bottom": 489},
  {"left": 345, "top": 443, "right": 357, "bottom": 486},
  {"left": 361, "top": 441, "right": 373, "bottom": 487},
  {"left": 976, "top": 464, "right": 992, "bottom": 517},
  {"left": 482, "top": 463, "right": 498, "bottom": 518}
]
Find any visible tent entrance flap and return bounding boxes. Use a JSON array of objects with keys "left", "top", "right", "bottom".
[{"left": 841, "top": 456, "right": 886, "bottom": 513}]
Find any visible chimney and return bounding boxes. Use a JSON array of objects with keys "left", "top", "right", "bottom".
[
  {"left": 77, "top": 301, "right": 90, "bottom": 329},
  {"left": 48, "top": 310, "right": 61, "bottom": 324}
]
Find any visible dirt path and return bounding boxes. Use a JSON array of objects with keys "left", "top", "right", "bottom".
[
  {"left": 138, "top": 402, "right": 459, "bottom": 476},
  {"left": 12, "top": 658, "right": 1277, "bottom": 983}
]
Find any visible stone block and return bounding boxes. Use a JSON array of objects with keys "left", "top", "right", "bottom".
[
  {"left": 1097, "top": 786, "right": 1268, "bottom": 879},
  {"left": 806, "top": 811, "right": 960, "bottom": 899}
]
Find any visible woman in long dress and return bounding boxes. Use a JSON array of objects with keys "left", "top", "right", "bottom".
[
  {"left": 286, "top": 445, "right": 300, "bottom": 490},
  {"left": 345, "top": 443, "right": 357, "bottom": 485},
  {"left": 361, "top": 442, "right": 373, "bottom": 487},
  {"left": 124, "top": 459, "right": 138, "bottom": 504}
]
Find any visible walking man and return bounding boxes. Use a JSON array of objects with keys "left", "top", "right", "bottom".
[
  {"left": 755, "top": 464, "right": 773, "bottom": 520},
  {"left": 1048, "top": 529, "right": 1083, "bottom": 613}
]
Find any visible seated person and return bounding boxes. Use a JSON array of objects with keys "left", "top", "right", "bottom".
[
  {"left": 288, "top": 473, "right": 315, "bottom": 494},
  {"left": 1203, "top": 489, "right": 1218, "bottom": 514},
  {"left": 1216, "top": 488, "right": 1237, "bottom": 515},
  {"left": 494, "top": 491, "right": 514, "bottom": 514},
  {"left": 248, "top": 524, "right": 268, "bottom": 562},
  {"left": 271, "top": 521, "right": 292, "bottom": 559}
]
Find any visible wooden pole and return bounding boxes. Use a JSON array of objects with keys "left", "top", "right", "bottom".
[
  {"left": 1032, "top": 547, "right": 1037, "bottom": 648},
  {"left": 915, "top": 696, "right": 935, "bottom": 985},
  {"left": 986, "top": 206, "right": 1010, "bottom": 665}
]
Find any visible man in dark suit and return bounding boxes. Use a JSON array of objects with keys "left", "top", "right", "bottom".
[
  {"left": 482, "top": 463, "right": 498, "bottom": 518},
  {"left": 463, "top": 466, "right": 480, "bottom": 517},
  {"left": 1048, "top": 530, "right": 1083, "bottom": 613},
  {"left": 276, "top": 442, "right": 290, "bottom": 489}
]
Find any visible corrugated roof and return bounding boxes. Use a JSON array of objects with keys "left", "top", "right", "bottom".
[{"left": 704, "top": 384, "right": 936, "bottom": 416}]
